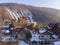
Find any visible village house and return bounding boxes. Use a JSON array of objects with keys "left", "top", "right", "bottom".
[
  {"left": 47, "top": 23, "right": 60, "bottom": 39},
  {"left": 17, "top": 30, "right": 26, "bottom": 40},
  {"left": 39, "top": 28, "right": 51, "bottom": 39}
]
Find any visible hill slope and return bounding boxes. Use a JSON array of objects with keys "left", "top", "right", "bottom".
[{"left": 0, "top": 3, "right": 60, "bottom": 25}]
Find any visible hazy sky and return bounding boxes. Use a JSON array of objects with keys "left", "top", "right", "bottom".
[{"left": 0, "top": 0, "right": 60, "bottom": 9}]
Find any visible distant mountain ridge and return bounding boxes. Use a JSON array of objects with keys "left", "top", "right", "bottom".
[{"left": 0, "top": 3, "right": 60, "bottom": 25}]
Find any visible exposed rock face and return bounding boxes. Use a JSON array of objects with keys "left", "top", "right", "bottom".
[{"left": 0, "top": 3, "right": 60, "bottom": 25}]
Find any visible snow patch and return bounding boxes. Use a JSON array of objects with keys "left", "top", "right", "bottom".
[
  {"left": 52, "top": 34, "right": 59, "bottom": 39},
  {"left": 5, "top": 30, "right": 10, "bottom": 33},
  {"left": 30, "top": 31, "right": 40, "bottom": 41},
  {"left": 18, "top": 40, "right": 29, "bottom": 45},
  {"left": 39, "top": 28, "right": 47, "bottom": 33},
  {"left": 53, "top": 41, "right": 60, "bottom": 45},
  {"left": 2, "top": 25, "right": 9, "bottom": 28},
  {"left": 47, "top": 26, "right": 52, "bottom": 29}
]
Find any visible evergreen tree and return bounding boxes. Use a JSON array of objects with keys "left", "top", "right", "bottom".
[{"left": 25, "top": 31, "right": 32, "bottom": 41}]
